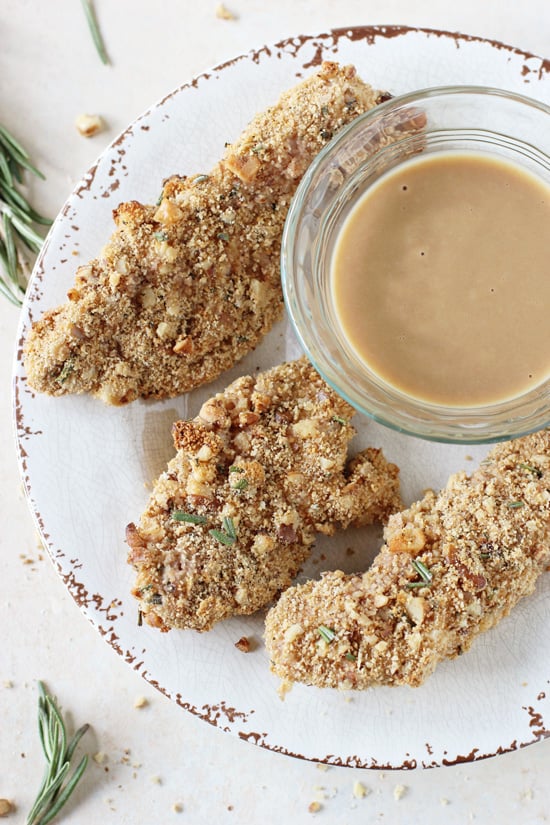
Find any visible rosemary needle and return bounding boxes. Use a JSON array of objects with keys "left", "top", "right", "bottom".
[
  {"left": 26, "top": 681, "right": 89, "bottom": 825},
  {"left": 209, "top": 516, "right": 238, "bottom": 546},
  {"left": 318, "top": 625, "right": 337, "bottom": 643},
  {"left": 80, "top": 0, "right": 110, "bottom": 65},
  {"left": 0, "top": 125, "right": 50, "bottom": 307}
]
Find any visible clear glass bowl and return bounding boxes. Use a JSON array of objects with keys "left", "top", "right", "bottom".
[{"left": 281, "top": 86, "right": 550, "bottom": 443}]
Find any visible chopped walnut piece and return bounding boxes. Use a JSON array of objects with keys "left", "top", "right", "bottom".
[
  {"left": 223, "top": 152, "right": 260, "bottom": 183},
  {"left": 75, "top": 113, "right": 104, "bottom": 137},
  {"left": 234, "top": 636, "right": 251, "bottom": 652},
  {"left": 154, "top": 198, "right": 183, "bottom": 226},
  {"left": 388, "top": 526, "right": 426, "bottom": 555},
  {"left": 215, "top": 2, "right": 237, "bottom": 19},
  {"left": 173, "top": 337, "right": 193, "bottom": 355}
]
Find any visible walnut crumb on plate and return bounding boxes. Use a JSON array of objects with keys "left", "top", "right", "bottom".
[
  {"left": 353, "top": 781, "right": 369, "bottom": 799},
  {"left": 75, "top": 113, "right": 104, "bottom": 137},
  {"left": 0, "top": 799, "right": 14, "bottom": 817},
  {"left": 215, "top": 3, "right": 237, "bottom": 19},
  {"left": 234, "top": 636, "right": 251, "bottom": 652}
]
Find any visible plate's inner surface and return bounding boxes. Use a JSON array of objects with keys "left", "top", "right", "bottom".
[{"left": 13, "top": 26, "right": 550, "bottom": 767}]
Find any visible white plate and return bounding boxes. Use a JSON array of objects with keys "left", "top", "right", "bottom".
[{"left": 13, "top": 26, "right": 550, "bottom": 768}]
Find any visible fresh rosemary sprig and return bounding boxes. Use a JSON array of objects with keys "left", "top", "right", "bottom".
[
  {"left": 26, "top": 681, "right": 89, "bottom": 825},
  {"left": 0, "top": 126, "right": 50, "bottom": 306},
  {"left": 80, "top": 0, "right": 110, "bottom": 65}
]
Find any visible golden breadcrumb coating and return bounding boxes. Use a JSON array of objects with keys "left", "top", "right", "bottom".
[
  {"left": 24, "top": 63, "right": 386, "bottom": 405},
  {"left": 126, "top": 357, "right": 401, "bottom": 631},
  {"left": 265, "top": 429, "right": 550, "bottom": 689}
]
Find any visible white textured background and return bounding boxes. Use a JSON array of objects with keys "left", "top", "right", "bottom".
[{"left": 2, "top": 2, "right": 550, "bottom": 823}]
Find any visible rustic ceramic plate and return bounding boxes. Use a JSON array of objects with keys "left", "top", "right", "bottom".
[{"left": 13, "top": 26, "right": 550, "bottom": 768}]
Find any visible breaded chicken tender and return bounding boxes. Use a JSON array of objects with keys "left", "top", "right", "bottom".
[
  {"left": 265, "top": 430, "right": 550, "bottom": 689},
  {"left": 126, "top": 358, "right": 401, "bottom": 631},
  {"left": 24, "top": 63, "right": 387, "bottom": 405}
]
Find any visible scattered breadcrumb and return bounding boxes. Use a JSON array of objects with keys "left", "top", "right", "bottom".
[
  {"left": 215, "top": 3, "right": 237, "bottom": 19},
  {"left": 93, "top": 751, "right": 107, "bottom": 764},
  {"left": 150, "top": 775, "right": 162, "bottom": 785},
  {"left": 277, "top": 679, "right": 293, "bottom": 701},
  {"left": 308, "top": 801, "right": 322, "bottom": 813},
  {"left": 393, "top": 784, "right": 407, "bottom": 801},
  {"left": 353, "top": 781, "right": 369, "bottom": 799},
  {"left": 134, "top": 696, "right": 149, "bottom": 708},
  {"left": 316, "top": 763, "right": 329, "bottom": 772},
  {"left": 3, "top": 680, "right": 13, "bottom": 689},
  {"left": 75, "top": 113, "right": 104, "bottom": 137},
  {"left": 172, "top": 802, "right": 183, "bottom": 813},
  {"left": 120, "top": 749, "right": 132, "bottom": 765},
  {"left": 234, "top": 636, "right": 251, "bottom": 653},
  {"left": 0, "top": 799, "right": 13, "bottom": 817},
  {"left": 440, "top": 798, "right": 450, "bottom": 806},
  {"left": 520, "top": 788, "right": 534, "bottom": 801}
]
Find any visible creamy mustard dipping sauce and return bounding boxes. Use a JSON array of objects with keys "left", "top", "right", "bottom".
[{"left": 331, "top": 151, "right": 550, "bottom": 407}]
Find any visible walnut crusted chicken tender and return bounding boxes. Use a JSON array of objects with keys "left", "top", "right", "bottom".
[
  {"left": 24, "top": 63, "right": 387, "bottom": 405},
  {"left": 126, "top": 358, "right": 401, "bottom": 631},
  {"left": 265, "top": 430, "right": 550, "bottom": 689}
]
